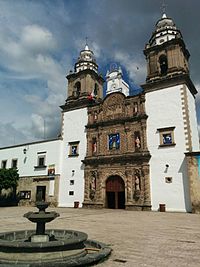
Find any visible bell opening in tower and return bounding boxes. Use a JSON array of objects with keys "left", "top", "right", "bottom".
[{"left": 159, "top": 55, "right": 168, "bottom": 75}]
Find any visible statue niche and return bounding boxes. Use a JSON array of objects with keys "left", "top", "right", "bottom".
[
  {"left": 133, "top": 169, "right": 141, "bottom": 200},
  {"left": 92, "top": 137, "right": 97, "bottom": 154},
  {"left": 134, "top": 131, "right": 141, "bottom": 150},
  {"left": 89, "top": 171, "right": 97, "bottom": 200}
]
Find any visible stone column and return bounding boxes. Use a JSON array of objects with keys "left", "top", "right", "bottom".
[
  {"left": 125, "top": 170, "right": 132, "bottom": 203},
  {"left": 83, "top": 169, "right": 90, "bottom": 202},
  {"left": 141, "top": 120, "right": 147, "bottom": 151},
  {"left": 142, "top": 164, "right": 151, "bottom": 210}
]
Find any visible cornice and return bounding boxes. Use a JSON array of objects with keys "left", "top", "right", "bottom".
[
  {"left": 144, "top": 38, "right": 190, "bottom": 59},
  {"left": 86, "top": 114, "right": 148, "bottom": 129},
  {"left": 60, "top": 98, "right": 102, "bottom": 112},
  {"left": 82, "top": 151, "right": 151, "bottom": 165},
  {"left": 66, "top": 69, "right": 104, "bottom": 83},
  {"left": 0, "top": 138, "right": 61, "bottom": 150},
  {"left": 185, "top": 151, "right": 200, "bottom": 157},
  {"left": 141, "top": 74, "right": 197, "bottom": 96}
]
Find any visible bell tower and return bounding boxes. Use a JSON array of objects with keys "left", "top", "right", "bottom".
[
  {"left": 143, "top": 12, "right": 199, "bottom": 213},
  {"left": 61, "top": 44, "right": 104, "bottom": 111},
  {"left": 59, "top": 43, "right": 104, "bottom": 208},
  {"left": 144, "top": 13, "right": 190, "bottom": 83}
]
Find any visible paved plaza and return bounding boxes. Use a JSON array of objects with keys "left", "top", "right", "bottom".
[{"left": 0, "top": 206, "right": 200, "bottom": 267}]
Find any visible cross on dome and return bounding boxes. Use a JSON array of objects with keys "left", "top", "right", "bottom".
[
  {"left": 85, "top": 37, "right": 89, "bottom": 51},
  {"left": 161, "top": 0, "right": 167, "bottom": 16}
]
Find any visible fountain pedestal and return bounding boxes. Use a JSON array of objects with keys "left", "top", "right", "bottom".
[
  {"left": 31, "top": 234, "right": 49, "bottom": 242},
  {"left": 24, "top": 201, "right": 59, "bottom": 243}
]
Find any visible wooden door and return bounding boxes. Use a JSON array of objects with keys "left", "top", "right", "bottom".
[{"left": 106, "top": 176, "right": 125, "bottom": 209}]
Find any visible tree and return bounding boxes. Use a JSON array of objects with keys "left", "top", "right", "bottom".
[{"left": 0, "top": 168, "right": 19, "bottom": 195}]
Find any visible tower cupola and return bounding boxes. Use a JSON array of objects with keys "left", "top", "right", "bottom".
[
  {"left": 148, "top": 13, "right": 182, "bottom": 47},
  {"left": 62, "top": 43, "right": 104, "bottom": 111},
  {"left": 144, "top": 13, "right": 190, "bottom": 83},
  {"left": 75, "top": 44, "right": 98, "bottom": 73},
  {"left": 106, "top": 65, "right": 129, "bottom": 96}
]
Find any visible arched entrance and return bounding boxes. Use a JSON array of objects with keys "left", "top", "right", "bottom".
[{"left": 106, "top": 176, "right": 125, "bottom": 209}]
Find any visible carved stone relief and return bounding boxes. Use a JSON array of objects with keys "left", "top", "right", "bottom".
[
  {"left": 133, "top": 169, "right": 141, "bottom": 200},
  {"left": 103, "top": 93, "right": 125, "bottom": 119}
]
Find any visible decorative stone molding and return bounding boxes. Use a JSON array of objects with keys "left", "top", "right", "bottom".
[{"left": 180, "top": 86, "right": 192, "bottom": 151}]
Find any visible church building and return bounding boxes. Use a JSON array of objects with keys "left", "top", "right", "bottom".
[{"left": 0, "top": 13, "right": 200, "bottom": 213}]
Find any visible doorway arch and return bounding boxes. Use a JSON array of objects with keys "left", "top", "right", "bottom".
[{"left": 106, "top": 176, "right": 125, "bottom": 209}]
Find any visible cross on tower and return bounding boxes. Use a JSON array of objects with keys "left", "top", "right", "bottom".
[
  {"left": 161, "top": 0, "right": 167, "bottom": 14},
  {"left": 85, "top": 36, "right": 88, "bottom": 46}
]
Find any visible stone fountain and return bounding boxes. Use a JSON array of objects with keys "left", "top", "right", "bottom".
[
  {"left": 24, "top": 201, "right": 59, "bottom": 242},
  {"left": 0, "top": 202, "right": 111, "bottom": 266}
]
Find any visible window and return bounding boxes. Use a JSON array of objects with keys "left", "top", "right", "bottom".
[
  {"left": 73, "top": 81, "right": 81, "bottom": 98},
  {"left": 38, "top": 156, "right": 45, "bottom": 166},
  {"left": 165, "top": 177, "right": 172, "bottom": 183},
  {"left": 35, "top": 153, "right": 46, "bottom": 169},
  {"left": 70, "top": 180, "right": 74, "bottom": 185},
  {"left": 94, "top": 83, "right": 98, "bottom": 97},
  {"left": 159, "top": 55, "right": 168, "bottom": 75},
  {"left": 158, "top": 127, "right": 176, "bottom": 147},
  {"left": 11, "top": 159, "right": 18, "bottom": 169},
  {"left": 19, "top": 191, "right": 31, "bottom": 199},
  {"left": 109, "top": 133, "right": 120, "bottom": 150},
  {"left": 1, "top": 160, "right": 7, "bottom": 169},
  {"left": 69, "top": 191, "right": 74, "bottom": 196},
  {"left": 69, "top": 141, "right": 79, "bottom": 157}
]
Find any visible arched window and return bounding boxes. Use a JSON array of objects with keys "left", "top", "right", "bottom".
[
  {"left": 73, "top": 81, "right": 81, "bottom": 97},
  {"left": 159, "top": 55, "right": 168, "bottom": 75},
  {"left": 94, "top": 83, "right": 98, "bottom": 97}
]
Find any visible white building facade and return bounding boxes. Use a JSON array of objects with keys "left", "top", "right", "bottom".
[{"left": 0, "top": 13, "right": 200, "bottom": 212}]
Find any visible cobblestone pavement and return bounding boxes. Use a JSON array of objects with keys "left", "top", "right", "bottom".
[{"left": 0, "top": 206, "right": 200, "bottom": 267}]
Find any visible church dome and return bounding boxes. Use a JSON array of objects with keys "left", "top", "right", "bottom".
[
  {"left": 156, "top": 14, "right": 176, "bottom": 29},
  {"left": 75, "top": 44, "right": 98, "bottom": 73},
  {"left": 147, "top": 13, "right": 182, "bottom": 47}
]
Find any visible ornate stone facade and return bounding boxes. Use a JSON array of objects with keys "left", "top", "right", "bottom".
[{"left": 83, "top": 92, "right": 151, "bottom": 210}]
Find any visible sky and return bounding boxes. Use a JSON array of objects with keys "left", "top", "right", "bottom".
[{"left": 0, "top": 0, "right": 200, "bottom": 147}]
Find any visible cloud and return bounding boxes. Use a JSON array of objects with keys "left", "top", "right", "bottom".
[
  {"left": 0, "top": 122, "right": 30, "bottom": 147},
  {"left": 31, "top": 113, "right": 61, "bottom": 140},
  {"left": 113, "top": 50, "right": 146, "bottom": 85},
  {"left": 21, "top": 25, "right": 56, "bottom": 53},
  {"left": 0, "top": 22, "right": 66, "bottom": 143}
]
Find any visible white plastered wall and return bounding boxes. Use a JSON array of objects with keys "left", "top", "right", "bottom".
[
  {"left": 0, "top": 139, "right": 61, "bottom": 177},
  {"left": 145, "top": 85, "right": 192, "bottom": 212},
  {"left": 58, "top": 108, "right": 88, "bottom": 207}
]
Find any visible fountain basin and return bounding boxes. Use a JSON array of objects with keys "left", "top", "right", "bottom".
[
  {"left": 0, "top": 229, "right": 111, "bottom": 266},
  {"left": 24, "top": 211, "right": 59, "bottom": 223},
  {"left": 0, "top": 229, "right": 87, "bottom": 252}
]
